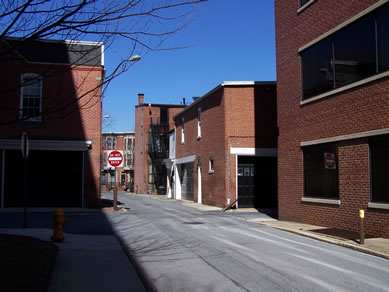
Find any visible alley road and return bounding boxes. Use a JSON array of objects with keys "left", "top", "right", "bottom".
[{"left": 102, "top": 192, "right": 389, "bottom": 292}]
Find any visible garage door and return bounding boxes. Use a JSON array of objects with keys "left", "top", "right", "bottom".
[
  {"left": 238, "top": 156, "right": 277, "bottom": 208},
  {"left": 3, "top": 150, "right": 83, "bottom": 207},
  {"left": 181, "top": 163, "right": 194, "bottom": 201}
]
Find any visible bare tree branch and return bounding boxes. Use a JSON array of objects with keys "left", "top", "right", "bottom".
[{"left": 0, "top": 0, "right": 207, "bottom": 125}]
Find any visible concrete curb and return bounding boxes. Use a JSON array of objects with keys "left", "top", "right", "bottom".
[
  {"left": 257, "top": 222, "right": 389, "bottom": 261},
  {"left": 0, "top": 208, "right": 101, "bottom": 213}
]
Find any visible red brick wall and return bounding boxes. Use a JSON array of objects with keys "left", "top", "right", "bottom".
[
  {"left": 175, "top": 84, "right": 277, "bottom": 207},
  {"left": 276, "top": 0, "right": 389, "bottom": 237},
  {"left": 224, "top": 84, "right": 277, "bottom": 203},
  {"left": 134, "top": 103, "right": 185, "bottom": 194},
  {"left": 0, "top": 49, "right": 103, "bottom": 207},
  {"left": 175, "top": 87, "right": 226, "bottom": 206},
  {"left": 134, "top": 106, "right": 145, "bottom": 193},
  {"left": 102, "top": 133, "right": 134, "bottom": 192}
]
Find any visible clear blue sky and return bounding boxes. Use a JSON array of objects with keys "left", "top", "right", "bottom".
[{"left": 102, "top": 0, "right": 276, "bottom": 132}]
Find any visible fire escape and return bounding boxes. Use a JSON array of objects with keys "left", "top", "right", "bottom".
[{"left": 148, "top": 117, "right": 169, "bottom": 194}]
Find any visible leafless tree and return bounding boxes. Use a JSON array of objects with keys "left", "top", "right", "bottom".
[{"left": 0, "top": 0, "right": 207, "bottom": 124}]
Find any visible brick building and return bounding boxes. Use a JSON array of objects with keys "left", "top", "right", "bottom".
[
  {"left": 134, "top": 94, "right": 186, "bottom": 194},
  {"left": 0, "top": 38, "right": 104, "bottom": 208},
  {"left": 173, "top": 82, "right": 277, "bottom": 208},
  {"left": 102, "top": 132, "right": 135, "bottom": 192},
  {"left": 275, "top": 0, "right": 389, "bottom": 237}
]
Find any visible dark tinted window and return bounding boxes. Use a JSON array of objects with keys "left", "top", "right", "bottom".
[
  {"left": 302, "top": 38, "right": 334, "bottom": 99},
  {"left": 304, "top": 143, "right": 339, "bottom": 199},
  {"left": 377, "top": 4, "right": 389, "bottom": 73},
  {"left": 333, "top": 15, "right": 376, "bottom": 87},
  {"left": 300, "top": 4, "right": 389, "bottom": 100},
  {"left": 370, "top": 135, "right": 389, "bottom": 203},
  {"left": 160, "top": 107, "right": 168, "bottom": 125},
  {"left": 300, "top": 0, "right": 310, "bottom": 7}
]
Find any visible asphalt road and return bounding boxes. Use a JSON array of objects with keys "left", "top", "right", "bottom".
[{"left": 103, "top": 192, "right": 389, "bottom": 292}]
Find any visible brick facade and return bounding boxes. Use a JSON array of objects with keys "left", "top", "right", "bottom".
[
  {"left": 0, "top": 38, "right": 103, "bottom": 208},
  {"left": 276, "top": 0, "right": 389, "bottom": 237},
  {"left": 102, "top": 132, "right": 135, "bottom": 192},
  {"left": 134, "top": 94, "right": 185, "bottom": 194},
  {"left": 174, "top": 82, "right": 277, "bottom": 208}
]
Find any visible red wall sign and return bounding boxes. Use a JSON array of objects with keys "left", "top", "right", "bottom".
[{"left": 107, "top": 150, "right": 124, "bottom": 167}]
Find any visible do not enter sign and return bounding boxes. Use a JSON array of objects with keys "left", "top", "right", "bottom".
[
  {"left": 107, "top": 150, "right": 124, "bottom": 167},
  {"left": 324, "top": 152, "right": 336, "bottom": 170}
]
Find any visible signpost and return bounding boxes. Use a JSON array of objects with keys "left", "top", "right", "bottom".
[
  {"left": 21, "top": 132, "right": 29, "bottom": 228},
  {"left": 107, "top": 151, "right": 123, "bottom": 210}
]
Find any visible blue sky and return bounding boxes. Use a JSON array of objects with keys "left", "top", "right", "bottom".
[{"left": 102, "top": 0, "right": 276, "bottom": 132}]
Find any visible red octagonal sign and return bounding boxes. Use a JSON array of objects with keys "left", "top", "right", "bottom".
[
  {"left": 107, "top": 150, "right": 123, "bottom": 167},
  {"left": 324, "top": 152, "right": 336, "bottom": 170}
]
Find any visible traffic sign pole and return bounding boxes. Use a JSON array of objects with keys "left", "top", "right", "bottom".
[
  {"left": 113, "top": 175, "right": 118, "bottom": 211},
  {"left": 107, "top": 151, "right": 123, "bottom": 211}
]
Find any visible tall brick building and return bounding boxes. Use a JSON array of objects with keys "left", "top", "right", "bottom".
[
  {"left": 102, "top": 132, "right": 135, "bottom": 192},
  {"left": 275, "top": 0, "right": 389, "bottom": 237},
  {"left": 0, "top": 38, "right": 104, "bottom": 208},
  {"left": 134, "top": 94, "right": 185, "bottom": 194},
  {"left": 173, "top": 82, "right": 277, "bottom": 208}
]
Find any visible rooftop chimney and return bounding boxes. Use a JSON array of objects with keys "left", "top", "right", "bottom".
[{"left": 138, "top": 93, "right": 144, "bottom": 105}]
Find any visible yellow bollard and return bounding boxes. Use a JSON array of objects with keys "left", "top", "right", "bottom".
[
  {"left": 51, "top": 208, "right": 67, "bottom": 242},
  {"left": 359, "top": 209, "right": 365, "bottom": 245}
]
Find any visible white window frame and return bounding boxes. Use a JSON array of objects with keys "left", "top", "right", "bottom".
[
  {"left": 209, "top": 157, "right": 214, "bottom": 174},
  {"left": 125, "top": 137, "right": 134, "bottom": 151},
  {"left": 197, "top": 108, "right": 202, "bottom": 139},
  {"left": 124, "top": 153, "right": 128, "bottom": 167},
  {"left": 105, "top": 137, "right": 112, "bottom": 150},
  {"left": 181, "top": 118, "right": 185, "bottom": 144},
  {"left": 20, "top": 73, "right": 42, "bottom": 121}
]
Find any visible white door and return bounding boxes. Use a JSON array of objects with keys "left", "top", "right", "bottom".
[{"left": 197, "top": 165, "right": 202, "bottom": 204}]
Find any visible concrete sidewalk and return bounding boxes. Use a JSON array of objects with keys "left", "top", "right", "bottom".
[
  {"left": 0, "top": 228, "right": 147, "bottom": 292},
  {"left": 247, "top": 218, "right": 389, "bottom": 260}
]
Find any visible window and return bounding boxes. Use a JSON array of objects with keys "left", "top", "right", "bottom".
[
  {"left": 125, "top": 137, "right": 134, "bottom": 151},
  {"left": 20, "top": 73, "right": 42, "bottom": 121},
  {"left": 121, "top": 173, "right": 126, "bottom": 186},
  {"left": 125, "top": 153, "right": 133, "bottom": 167},
  {"left": 301, "top": 3, "right": 389, "bottom": 100},
  {"left": 160, "top": 107, "right": 168, "bottom": 125},
  {"left": 101, "top": 174, "right": 106, "bottom": 186},
  {"left": 377, "top": 4, "right": 389, "bottom": 73},
  {"left": 301, "top": 38, "right": 333, "bottom": 98},
  {"left": 209, "top": 157, "right": 214, "bottom": 174},
  {"left": 303, "top": 143, "right": 339, "bottom": 199},
  {"left": 148, "top": 164, "right": 154, "bottom": 184},
  {"left": 104, "top": 136, "right": 116, "bottom": 150},
  {"left": 103, "top": 152, "right": 108, "bottom": 167},
  {"left": 181, "top": 118, "right": 185, "bottom": 144},
  {"left": 299, "top": 0, "right": 311, "bottom": 7},
  {"left": 333, "top": 15, "right": 376, "bottom": 87},
  {"left": 370, "top": 135, "right": 389, "bottom": 203},
  {"left": 197, "top": 108, "right": 202, "bottom": 139},
  {"left": 105, "top": 138, "right": 111, "bottom": 150}
]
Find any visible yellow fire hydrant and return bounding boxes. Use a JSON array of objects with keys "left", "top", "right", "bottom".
[{"left": 51, "top": 208, "right": 67, "bottom": 242}]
